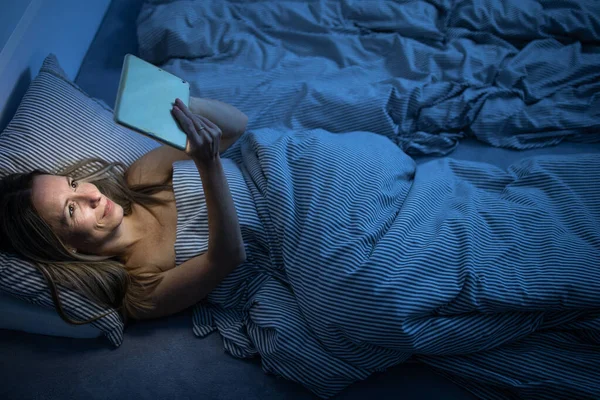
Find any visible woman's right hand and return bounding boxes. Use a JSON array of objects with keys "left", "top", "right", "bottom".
[{"left": 171, "top": 98, "right": 222, "bottom": 169}]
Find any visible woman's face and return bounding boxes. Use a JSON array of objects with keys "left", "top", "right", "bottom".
[{"left": 31, "top": 174, "right": 124, "bottom": 253}]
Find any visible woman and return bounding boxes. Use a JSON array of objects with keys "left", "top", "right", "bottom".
[
  {"left": 0, "top": 96, "right": 249, "bottom": 324},
  {"left": 2, "top": 95, "right": 600, "bottom": 398}
]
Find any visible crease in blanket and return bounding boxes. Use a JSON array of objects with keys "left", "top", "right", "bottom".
[
  {"left": 140, "top": 0, "right": 600, "bottom": 398},
  {"left": 171, "top": 126, "right": 600, "bottom": 399},
  {"left": 138, "top": 0, "right": 600, "bottom": 156}
]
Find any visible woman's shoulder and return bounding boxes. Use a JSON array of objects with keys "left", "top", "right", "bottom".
[{"left": 126, "top": 145, "right": 191, "bottom": 186}]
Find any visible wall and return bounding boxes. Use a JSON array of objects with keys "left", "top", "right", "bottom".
[{"left": 0, "top": 0, "right": 112, "bottom": 131}]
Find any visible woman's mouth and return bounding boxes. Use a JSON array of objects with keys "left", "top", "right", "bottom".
[{"left": 103, "top": 198, "right": 113, "bottom": 219}]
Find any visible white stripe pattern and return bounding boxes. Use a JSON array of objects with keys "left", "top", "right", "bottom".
[{"left": 171, "top": 127, "right": 600, "bottom": 399}]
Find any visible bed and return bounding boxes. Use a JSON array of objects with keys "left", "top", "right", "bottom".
[{"left": 1, "top": 1, "right": 599, "bottom": 399}]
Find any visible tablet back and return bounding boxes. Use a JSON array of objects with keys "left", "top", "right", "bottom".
[{"left": 114, "top": 54, "right": 190, "bottom": 150}]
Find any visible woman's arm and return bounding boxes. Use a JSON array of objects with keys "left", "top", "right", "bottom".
[
  {"left": 134, "top": 107, "right": 246, "bottom": 320},
  {"left": 125, "top": 97, "right": 247, "bottom": 186},
  {"left": 189, "top": 96, "right": 248, "bottom": 152},
  {"left": 137, "top": 157, "right": 246, "bottom": 320}
]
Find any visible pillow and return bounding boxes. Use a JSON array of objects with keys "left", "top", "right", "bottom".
[
  {"left": 0, "top": 54, "right": 160, "bottom": 346},
  {"left": 0, "top": 291, "right": 103, "bottom": 339}
]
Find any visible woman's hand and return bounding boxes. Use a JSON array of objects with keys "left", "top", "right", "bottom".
[
  {"left": 188, "top": 97, "right": 248, "bottom": 154},
  {"left": 171, "top": 98, "right": 222, "bottom": 170}
]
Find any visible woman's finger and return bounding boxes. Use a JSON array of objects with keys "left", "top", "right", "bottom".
[
  {"left": 195, "top": 113, "right": 219, "bottom": 131},
  {"left": 171, "top": 106, "right": 186, "bottom": 129},
  {"left": 172, "top": 106, "right": 196, "bottom": 136},
  {"left": 175, "top": 98, "right": 220, "bottom": 132},
  {"left": 192, "top": 114, "right": 208, "bottom": 136},
  {"left": 174, "top": 99, "right": 216, "bottom": 136},
  {"left": 173, "top": 100, "right": 220, "bottom": 160},
  {"left": 174, "top": 98, "right": 197, "bottom": 121},
  {"left": 171, "top": 105, "right": 188, "bottom": 124}
]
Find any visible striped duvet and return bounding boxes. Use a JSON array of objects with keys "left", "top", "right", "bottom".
[{"left": 171, "top": 127, "right": 600, "bottom": 399}]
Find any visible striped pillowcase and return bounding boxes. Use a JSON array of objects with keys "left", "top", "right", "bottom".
[{"left": 0, "top": 54, "right": 160, "bottom": 347}]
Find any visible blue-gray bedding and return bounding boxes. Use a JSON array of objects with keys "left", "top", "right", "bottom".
[
  {"left": 136, "top": 0, "right": 600, "bottom": 398},
  {"left": 172, "top": 127, "right": 600, "bottom": 399},
  {"left": 137, "top": 0, "right": 600, "bottom": 156}
]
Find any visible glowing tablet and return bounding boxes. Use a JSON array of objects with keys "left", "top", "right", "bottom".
[{"left": 114, "top": 54, "right": 190, "bottom": 150}]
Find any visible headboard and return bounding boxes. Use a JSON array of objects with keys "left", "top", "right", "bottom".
[{"left": 0, "top": 0, "right": 112, "bottom": 132}]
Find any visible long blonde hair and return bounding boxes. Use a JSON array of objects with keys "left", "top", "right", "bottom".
[{"left": 0, "top": 158, "right": 173, "bottom": 326}]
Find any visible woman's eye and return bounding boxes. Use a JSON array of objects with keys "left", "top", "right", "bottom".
[{"left": 68, "top": 204, "right": 75, "bottom": 218}]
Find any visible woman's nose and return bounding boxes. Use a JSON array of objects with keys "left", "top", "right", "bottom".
[
  {"left": 90, "top": 195, "right": 102, "bottom": 208},
  {"left": 78, "top": 192, "right": 102, "bottom": 208}
]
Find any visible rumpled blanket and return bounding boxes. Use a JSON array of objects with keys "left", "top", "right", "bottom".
[
  {"left": 171, "top": 127, "right": 600, "bottom": 399},
  {"left": 138, "top": 0, "right": 600, "bottom": 156}
]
